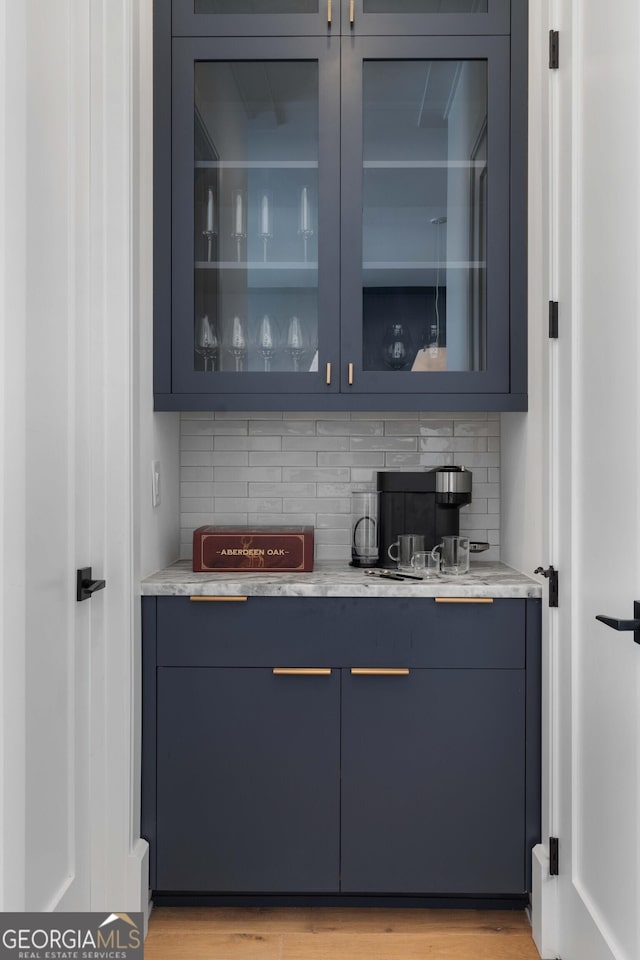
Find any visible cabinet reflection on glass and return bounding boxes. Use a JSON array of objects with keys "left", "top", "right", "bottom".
[
  {"left": 193, "top": 59, "right": 320, "bottom": 375},
  {"left": 362, "top": 59, "right": 487, "bottom": 374}
]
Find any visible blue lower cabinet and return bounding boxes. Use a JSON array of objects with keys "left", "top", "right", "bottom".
[
  {"left": 142, "top": 596, "right": 540, "bottom": 898},
  {"left": 156, "top": 666, "right": 340, "bottom": 892},
  {"left": 341, "top": 668, "right": 525, "bottom": 894}
]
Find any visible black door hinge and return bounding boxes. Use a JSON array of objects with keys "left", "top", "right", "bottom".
[
  {"left": 549, "top": 837, "right": 559, "bottom": 876},
  {"left": 549, "top": 30, "right": 559, "bottom": 69},
  {"left": 535, "top": 565, "right": 559, "bottom": 608},
  {"left": 549, "top": 301, "right": 559, "bottom": 339}
]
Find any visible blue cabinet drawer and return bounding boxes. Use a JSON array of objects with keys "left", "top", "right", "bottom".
[{"left": 155, "top": 595, "right": 526, "bottom": 669}]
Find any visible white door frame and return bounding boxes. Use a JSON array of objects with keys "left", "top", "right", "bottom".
[{"left": 86, "top": 0, "right": 148, "bottom": 913}]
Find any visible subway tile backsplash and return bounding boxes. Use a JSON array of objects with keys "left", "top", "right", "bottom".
[{"left": 179, "top": 412, "right": 501, "bottom": 562}]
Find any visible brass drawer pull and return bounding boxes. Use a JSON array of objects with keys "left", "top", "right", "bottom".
[
  {"left": 190, "top": 596, "right": 248, "bottom": 602},
  {"left": 327, "top": 0, "right": 332, "bottom": 24},
  {"left": 350, "top": 0, "right": 355, "bottom": 25},
  {"left": 435, "top": 597, "right": 494, "bottom": 604},
  {"left": 326, "top": 361, "right": 332, "bottom": 385},
  {"left": 351, "top": 668, "right": 410, "bottom": 676},
  {"left": 348, "top": 362, "right": 354, "bottom": 385},
  {"left": 273, "top": 668, "right": 332, "bottom": 676}
]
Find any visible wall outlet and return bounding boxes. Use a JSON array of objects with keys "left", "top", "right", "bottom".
[{"left": 151, "top": 460, "right": 161, "bottom": 508}]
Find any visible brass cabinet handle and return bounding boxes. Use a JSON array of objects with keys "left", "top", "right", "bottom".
[
  {"left": 350, "top": 0, "right": 355, "bottom": 24},
  {"left": 273, "top": 668, "right": 332, "bottom": 676},
  {"left": 190, "top": 596, "right": 248, "bottom": 602},
  {"left": 326, "top": 361, "right": 332, "bottom": 385},
  {"left": 351, "top": 668, "right": 410, "bottom": 676},
  {"left": 327, "top": 0, "right": 332, "bottom": 24},
  {"left": 348, "top": 362, "right": 354, "bottom": 385},
  {"left": 435, "top": 597, "right": 494, "bottom": 604}
]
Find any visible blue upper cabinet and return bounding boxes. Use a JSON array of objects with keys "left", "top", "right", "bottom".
[
  {"left": 169, "top": 37, "right": 341, "bottom": 399},
  {"left": 155, "top": 0, "right": 527, "bottom": 410}
]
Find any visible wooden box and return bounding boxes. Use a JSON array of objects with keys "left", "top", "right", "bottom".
[{"left": 193, "top": 526, "right": 314, "bottom": 573}]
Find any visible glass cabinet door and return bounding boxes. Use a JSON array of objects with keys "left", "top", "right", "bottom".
[
  {"left": 171, "top": 38, "right": 340, "bottom": 396},
  {"left": 345, "top": 0, "right": 510, "bottom": 35},
  {"left": 172, "top": 0, "right": 335, "bottom": 38},
  {"left": 341, "top": 36, "right": 510, "bottom": 395}
]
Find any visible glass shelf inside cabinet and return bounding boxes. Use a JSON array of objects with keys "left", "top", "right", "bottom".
[
  {"left": 362, "top": 59, "right": 488, "bottom": 375},
  {"left": 193, "top": 60, "right": 320, "bottom": 375}
]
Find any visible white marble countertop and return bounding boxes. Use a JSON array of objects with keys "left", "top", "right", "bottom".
[{"left": 141, "top": 560, "right": 542, "bottom": 599}]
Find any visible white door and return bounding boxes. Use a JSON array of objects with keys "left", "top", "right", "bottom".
[
  {"left": 553, "top": 0, "right": 640, "bottom": 956},
  {"left": 0, "top": 0, "right": 151, "bottom": 913},
  {"left": 0, "top": 1, "right": 94, "bottom": 911}
]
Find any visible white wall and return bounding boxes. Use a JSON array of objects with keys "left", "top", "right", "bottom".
[
  {"left": 500, "top": 6, "right": 547, "bottom": 579},
  {"left": 133, "top": 0, "right": 180, "bottom": 580}
]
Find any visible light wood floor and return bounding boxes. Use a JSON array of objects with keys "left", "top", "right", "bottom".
[{"left": 145, "top": 907, "right": 540, "bottom": 960}]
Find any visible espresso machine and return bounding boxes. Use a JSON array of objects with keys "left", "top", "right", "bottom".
[{"left": 376, "top": 466, "right": 473, "bottom": 568}]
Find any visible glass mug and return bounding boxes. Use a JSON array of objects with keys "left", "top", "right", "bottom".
[
  {"left": 410, "top": 550, "right": 441, "bottom": 579},
  {"left": 388, "top": 534, "right": 425, "bottom": 571},
  {"left": 431, "top": 535, "right": 471, "bottom": 576}
]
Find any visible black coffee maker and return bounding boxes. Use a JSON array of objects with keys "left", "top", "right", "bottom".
[{"left": 377, "top": 467, "right": 472, "bottom": 568}]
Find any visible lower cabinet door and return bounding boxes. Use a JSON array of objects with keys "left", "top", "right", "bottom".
[
  {"left": 156, "top": 667, "right": 340, "bottom": 892},
  {"left": 341, "top": 668, "right": 526, "bottom": 894}
]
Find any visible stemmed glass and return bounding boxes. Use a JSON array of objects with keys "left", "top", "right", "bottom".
[
  {"left": 257, "top": 314, "right": 277, "bottom": 372},
  {"left": 231, "top": 188, "right": 247, "bottom": 263},
  {"left": 202, "top": 186, "right": 217, "bottom": 263},
  {"left": 228, "top": 315, "right": 247, "bottom": 372},
  {"left": 195, "top": 314, "right": 219, "bottom": 372},
  {"left": 382, "top": 321, "right": 412, "bottom": 370},
  {"left": 286, "top": 316, "right": 305, "bottom": 372},
  {"left": 298, "top": 186, "right": 314, "bottom": 264},
  {"left": 258, "top": 190, "right": 272, "bottom": 264}
]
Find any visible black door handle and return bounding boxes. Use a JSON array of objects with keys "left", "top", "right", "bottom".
[
  {"left": 595, "top": 602, "right": 640, "bottom": 644},
  {"left": 77, "top": 567, "right": 106, "bottom": 602}
]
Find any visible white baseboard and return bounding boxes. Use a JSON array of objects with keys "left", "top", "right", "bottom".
[{"left": 532, "top": 843, "right": 559, "bottom": 959}]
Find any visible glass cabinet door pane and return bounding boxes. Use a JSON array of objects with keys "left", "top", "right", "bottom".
[
  {"left": 194, "top": 61, "right": 319, "bottom": 375},
  {"left": 362, "top": 59, "right": 487, "bottom": 374},
  {"left": 195, "top": 1, "right": 318, "bottom": 13},
  {"left": 363, "top": 1, "right": 487, "bottom": 11}
]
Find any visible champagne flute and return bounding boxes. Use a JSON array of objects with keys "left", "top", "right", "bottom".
[
  {"left": 203, "top": 186, "right": 217, "bottom": 262},
  {"left": 231, "top": 188, "right": 247, "bottom": 263},
  {"left": 298, "top": 186, "right": 314, "bottom": 264},
  {"left": 195, "top": 314, "right": 219, "bottom": 372},
  {"left": 258, "top": 190, "right": 272, "bottom": 264}
]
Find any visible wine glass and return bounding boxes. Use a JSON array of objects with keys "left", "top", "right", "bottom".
[
  {"left": 195, "top": 314, "right": 219, "bottom": 372},
  {"left": 286, "top": 316, "right": 305, "bottom": 372},
  {"left": 382, "top": 322, "right": 413, "bottom": 370},
  {"left": 227, "top": 315, "right": 247, "bottom": 372},
  {"left": 257, "top": 314, "right": 277, "bottom": 373}
]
